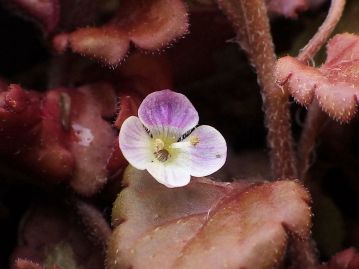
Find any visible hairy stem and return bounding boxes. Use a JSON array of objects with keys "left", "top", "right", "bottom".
[
  {"left": 297, "top": 102, "right": 327, "bottom": 180},
  {"left": 297, "top": 0, "right": 345, "bottom": 179},
  {"left": 218, "top": 0, "right": 297, "bottom": 179}
]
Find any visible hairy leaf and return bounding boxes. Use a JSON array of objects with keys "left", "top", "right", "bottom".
[
  {"left": 13, "top": 259, "right": 45, "bottom": 269},
  {"left": 276, "top": 33, "right": 359, "bottom": 122},
  {"left": 53, "top": 0, "right": 189, "bottom": 66},
  {"left": 107, "top": 166, "right": 312, "bottom": 269}
]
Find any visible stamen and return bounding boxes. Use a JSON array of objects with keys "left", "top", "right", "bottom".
[
  {"left": 190, "top": 135, "right": 200, "bottom": 146},
  {"left": 154, "top": 149, "right": 170, "bottom": 162},
  {"left": 154, "top": 138, "right": 165, "bottom": 151}
]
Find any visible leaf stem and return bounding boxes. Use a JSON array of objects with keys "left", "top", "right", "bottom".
[
  {"left": 297, "top": 0, "right": 346, "bottom": 63},
  {"left": 218, "top": 0, "right": 297, "bottom": 179},
  {"left": 297, "top": 102, "right": 327, "bottom": 180},
  {"left": 297, "top": 0, "right": 345, "bottom": 180}
]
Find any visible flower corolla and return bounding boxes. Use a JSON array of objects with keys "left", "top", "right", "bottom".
[{"left": 119, "top": 90, "right": 227, "bottom": 187}]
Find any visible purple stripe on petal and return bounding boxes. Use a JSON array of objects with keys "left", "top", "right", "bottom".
[
  {"left": 138, "top": 90, "right": 199, "bottom": 137},
  {"left": 183, "top": 125, "right": 227, "bottom": 177},
  {"left": 119, "top": 116, "right": 153, "bottom": 170}
]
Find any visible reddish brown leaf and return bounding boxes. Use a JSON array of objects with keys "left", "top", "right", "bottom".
[
  {"left": 0, "top": 83, "right": 119, "bottom": 195},
  {"left": 106, "top": 142, "right": 127, "bottom": 179},
  {"left": 112, "top": 0, "right": 189, "bottom": 50},
  {"left": 69, "top": 83, "right": 117, "bottom": 196},
  {"left": 23, "top": 89, "right": 74, "bottom": 180},
  {"left": 106, "top": 167, "right": 312, "bottom": 269},
  {"left": 0, "top": 84, "right": 42, "bottom": 152},
  {"left": 13, "top": 259, "right": 44, "bottom": 269},
  {"left": 106, "top": 94, "right": 139, "bottom": 178},
  {"left": 1, "top": 85, "right": 75, "bottom": 180},
  {"left": 53, "top": 0, "right": 189, "bottom": 66},
  {"left": 275, "top": 33, "right": 359, "bottom": 123},
  {"left": 63, "top": 26, "right": 130, "bottom": 66},
  {"left": 114, "top": 95, "right": 140, "bottom": 130}
]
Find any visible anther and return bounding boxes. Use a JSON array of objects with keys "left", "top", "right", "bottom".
[
  {"left": 154, "top": 149, "right": 170, "bottom": 162},
  {"left": 190, "top": 135, "right": 200, "bottom": 146}
]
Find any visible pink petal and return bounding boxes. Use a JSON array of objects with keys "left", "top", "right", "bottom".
[
  {"left": 171, "top": 125, "right": 227, "bottom": 177},
  {"left": 146, "top": 162, "right": 191, "bottom": 188},
  {"left": 119, "top": 116, "right": 153, "bottom": 170},
  {"left": 138, "top": 90, "right": 199, "bottom": 138}
]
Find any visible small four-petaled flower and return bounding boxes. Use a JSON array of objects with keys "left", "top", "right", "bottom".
[{"left": 119, "top": 90, "right": 227, "bottom": 187}]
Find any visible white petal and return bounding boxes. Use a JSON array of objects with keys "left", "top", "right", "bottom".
[
  {"left": 119, "top": 116, "right": 153, "bottom": 170},
  {"left": 179, "top": 125, "right": 227, "bottom": 177},
  {"left": 146, "top": 161, "right": 191, "bottom": 188}
]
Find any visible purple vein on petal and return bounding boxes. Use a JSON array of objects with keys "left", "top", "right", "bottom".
[
  {"left": 138, "top": 90, "right": 199, "bottom": 138},
  {"left": 183, "top": 125, "right": 227, "bottom": 177},
  {"left": 119, "top": 116, "right": 153, "bottom": 170}
]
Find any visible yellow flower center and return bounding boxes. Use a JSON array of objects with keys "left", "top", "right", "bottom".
[
  {"left": 153, "top": 137, "right": 177, "bottom": 163},
  {"left": 152, "top": 135, "right": 200, "bottom": 163}
]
